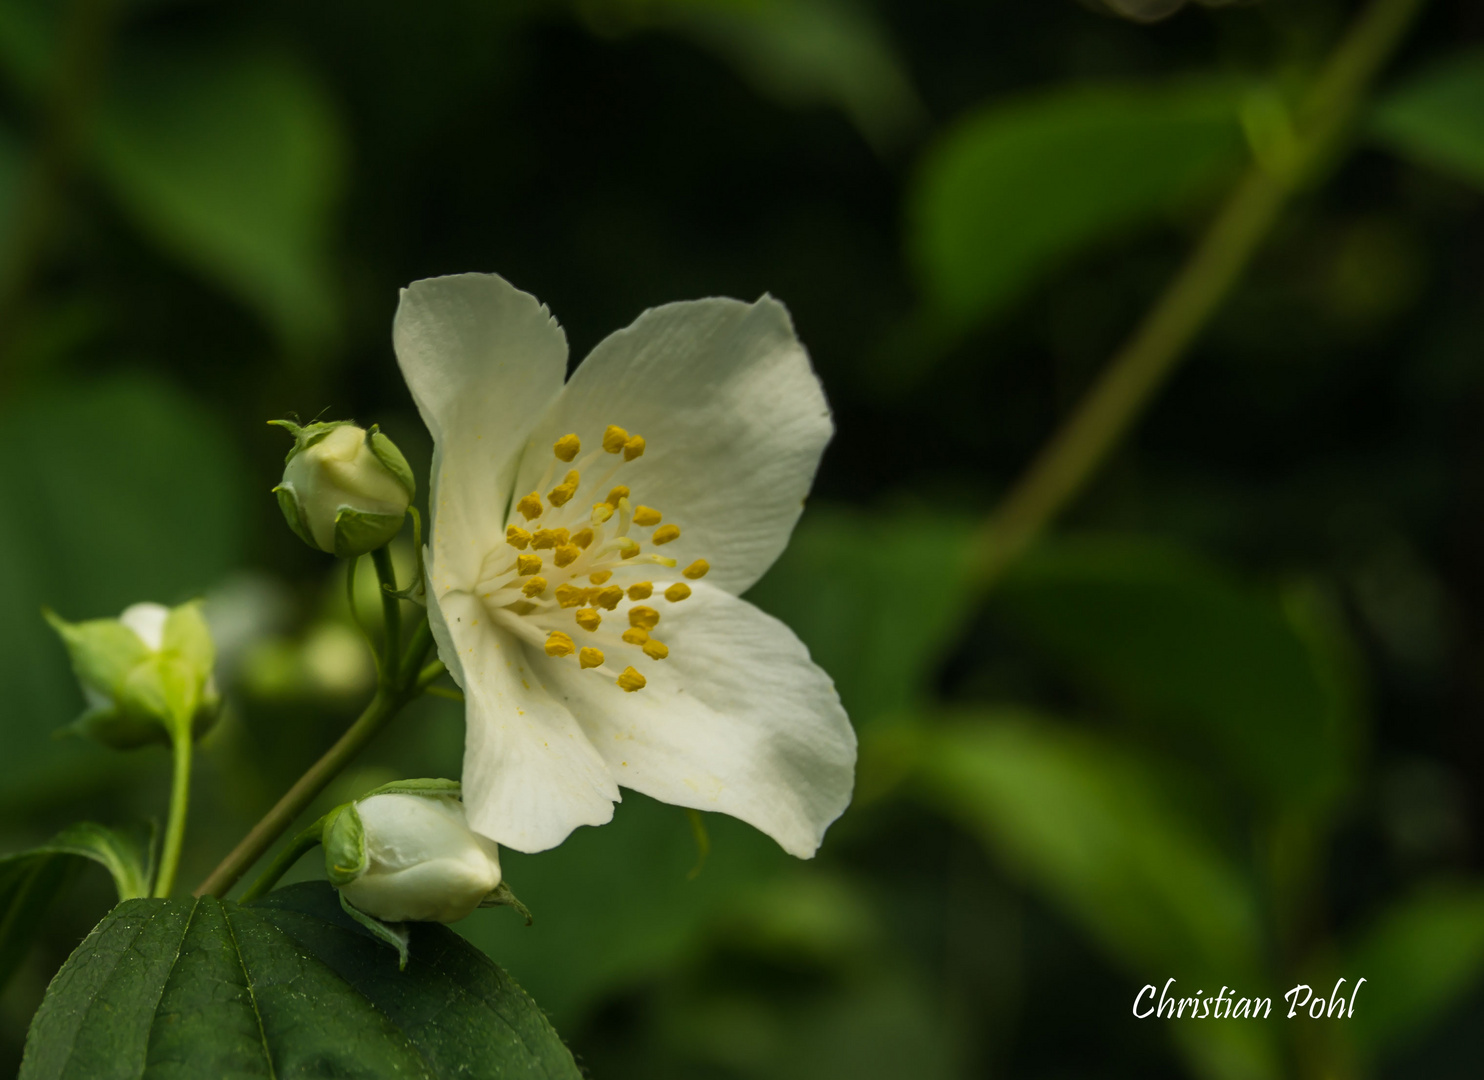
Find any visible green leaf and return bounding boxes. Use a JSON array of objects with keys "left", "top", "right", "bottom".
[
  {"left": 20, "top": 881, "right": 581, "bottom": 1079},
  {"left": 1342, "top": 884, "right": 1484, "bottom": 1061},
  {"left": 1, "top": 822, "right": 153, "bottom": 994},
  {"left": 93, "top": 44, "right": 343, "bottom": 348},
  {"left": 989, "top": 536, "right": 1356, "bottom": 813},
  {"left": 1371, "top": 48, "right": 1484, "bottom": 191},
  {"left": 909, "top": 81, "right": 1245, "bottom": 335}
]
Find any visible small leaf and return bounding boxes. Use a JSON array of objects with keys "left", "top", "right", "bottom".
[
  {"left": 20, "top": 882, "right": 582, "bottom": 1079},
  {"left": 1371, "top": 48, "right": 1484, "bottom": 191}
]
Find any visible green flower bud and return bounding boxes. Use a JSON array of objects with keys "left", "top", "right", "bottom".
[
  {"left": 272, "top": 420, "right": 414, "bottom": 558},
  {"left": 47, "top": 601, "right": 220, "bottom": 749},
  {"left": 329, "top": 786, "right": 501, "bottom": 924}
]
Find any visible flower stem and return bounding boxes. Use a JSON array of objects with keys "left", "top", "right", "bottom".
[
  {"left": 966, "top": 0, "right": 1428, "bottom": 593},
  {"left": 237, "top": 819, "right": 327, "bottom": 904},
  {"left": 371, "top": 545, "right": 402, "bottom": 677},
  {"left": 153, "top": 732, "right": 192, "bottom": 898}
]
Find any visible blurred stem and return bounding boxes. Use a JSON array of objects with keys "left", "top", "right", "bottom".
[
  {"left": 193, "top": 615, "right": 438, "bottom": 899},
  {"left": 371, "top": 546, "right": 402, "bottom": 678},
  {"left": 152, "top": 733, "right": 192, "bottom": 898},
  {"left": 966, "top": 0, "right": 1429, "bottom": 591}
]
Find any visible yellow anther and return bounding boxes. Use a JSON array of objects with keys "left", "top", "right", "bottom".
[
  {"left": 555, "top": 583, "right": 587, "bottom": 608},
  {"left": 575, "top": 607, "right": 601, "bottom": 632},
  {"left": 522, "top": 576, "right": 548, "bottom": 598},
  {"left": 506, "top": 525, "right": 531, "bottom": 549},
  {"left": 683, "top": 559, "right": 710, "bottom": 579},
  {"left": 516, "top": 492, "right": 543, "bottom": 520},
  {"left": 605, "top": 485, "right": 630, "bottom": 507},
  {"left": 589, "top": 570, "right": 612, "bottom": 584},
  {"left": 554, "top": 544, "right": 581, "bottom": 568},
  {"left": 627, "top": 582, "right": 653, "bottom": 600},
  {"left": 530, "top": 528, "right": 560, "bottom": 549},
  {"left": 623, "top": 435, "right": 646, "bottom": 461},
  {"left": 618, "top": 538, "right": 640, "bottom": 559},
  {"left": 617, "top": 667, "right": 647, "bottom": 692},
  {"left": 572, "top": 528, "right": 594, "bottom": 549},
  {"left": 548, "top": 471, "right": 580, "bottom": 507},
  {"left": 633, "top": 505, "right": 662, "bottom": 527},
  {"left": 642, "top": 638, "right": 669, "bottom": 660},
  {"left": 595, "top": 585, "right": 624, "bottom": 611},
  {"left": 516, "top": 553, "right": 542, "bottom": 576},
  {"left": 629, "top": 606, "right": 660, "bottom": 631},
  {"left": 665, "top": 583, "right": 692, "bottom": 602},
  {"left": 591, "top": 503, "right": 614, "bottom": 524},
  {"left": 579, "top": 647, "right": 605, "bottom": 670},
  {"left": 602, "top": 425, "right": 629, "bottom": 453},
  {"left": 621, "top": 627, "right": 649, "bottom": 645},
  {"left": 544, "top": 631, "right": 575, "bottom": 657},
  {"left": 651, "top": 524, "right": 680, "bottom": 545},
  {"left": 553, "top": 434, "right": 581, "bottom": 462}
]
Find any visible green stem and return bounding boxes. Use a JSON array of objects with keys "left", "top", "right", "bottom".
[
  {"left": 238, "top": 820, "right": 327, "bottom": 904},
  {"left": 370, "top": 546, "right": 402, "bottom": 678},
  {"left": 966, "top": 0, "right": 1428, "bottom": 593},
  {"left": 153, "top": 733, "right": 192, "bottom": 898}
]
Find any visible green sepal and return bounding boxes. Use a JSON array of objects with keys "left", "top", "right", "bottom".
[
  {"left": 366, "top": 425, "right": 416, "bottom": 500},
  {"left": 332, "top": 506, "right": 405, "bottom": 558},
  {"left": 58, "top": 704, "right": 169, "bottom": 750},
  {"left": 322, "top": 804, "right": 367, "bottom": 886},
  {"left": 163, "top": 602, "right": 215, "bottom": 685},
  {"left": 273, "top": 482, "right": 319, "bottom": 549},
  {"left": 479, "top": 881, "right": 533, "bottom": 926},
  {"left": 360, "top": 778, "right": 462, "bottom": 801},
  {"left": 269, "top": 417, "right": 354, "bottom": 464},
  {"left": 44, "top": 611, "right": 151, "bottom": 699},
  {"left": 339, "top": 891, "right": 412, "bottom": 970}
]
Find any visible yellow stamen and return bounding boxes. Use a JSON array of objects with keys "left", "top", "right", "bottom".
[
  {"left": 575, "top": 607, "right": 601, "bottom": 632},
  {"left": 516, "top": 492, "right": 543, "bottom": 520},
  {"left": 605, "top": 485, "right": 630, "bottom": 507},
  {"left": 627, "top": 582, "right": 652, "bottom": 600},
  {"left": 642, "top": 638, "right": 669, "bottom": 660},
  {"left": 555, "top": 583, "right": 587, "bottom": 608},
  {"left": 579, "top": 647, "right": 605, "bottom": 670},
  {"left": 554, "top": 544, "right": 581, "bottom": 568},
  {"left": 589, "top": 570, "right": 612, "bottom": 584},
  {"left": 651, "top": 524, "right": 680, "bottom": 545},
  {"left": 621, "top": 627, "right": 649, "bottom": 645},
  {"left": 595, "top": 585, "right": 624, "bottom": 610},
  {"left": 531, "top": 528, "right": 561, "bottom": 549},
  {"left": 623, "top": 435, "right": 645, "bottom": 461},
  {"left": 633, "top": 505, "right": 662, "bottom": 527},
  {"left": 522, "top": 576, "right": 548, "bottom": 598},
  {"left": 617, "top": 538, "right": 640, "bottom": 559},
  {"left": 591, "top": 503, "right": 614, "bottom": 524},
  {"left": 572, "top": 528, "right": 594, "bottom": 549},
  {"left": 617, "top": 667, "right": 646, "bottom": 692},
  {"left": 553, "top": 434, "right": 581, "bottom": 462},
  {"left": 545, "top": 631, "right": 575, "bottom": 657},
  {"left": 665, "top": 583, "right": 691, "bottom": 602},
  {"left": 506, "top": 525, "right": 531, "bottom": 549},
  {"left": 602, "top": 425, "right": 629, "bottom": 453},
  {"left": 629, "top": 606, "right": 660, "bottom": 630},
  {"left": 516, "top": 553, "right": 542, "bottom": 576},
  {"left": 683, "top": 559, "right": 710, "bottom": 579},
  {"left": 548, "top": 470, "right": 580, "bottom": 507}
]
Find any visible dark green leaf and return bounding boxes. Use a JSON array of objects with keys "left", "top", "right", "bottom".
[
  {"left": 1371, "top": 49, "right": 1484, "bottom": 191},
  {"left": 909, "top": 81, "right": 1245, "bottom": 335},
  {"left": 20, "top": 881, "right": 581, "bottom": 1079}
]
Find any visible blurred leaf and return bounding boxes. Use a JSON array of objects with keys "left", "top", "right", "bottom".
[
  {"left": 990, "top": 537, "right": 1356, "bottom": 813},
  {"left": 1372, "top": 48, "right": 1484, "bottom": 191},
  {"left": 914, "top": 713, "right": 1280, "bottom": 1080},
  {"left": 0, "top": 120, "right": 20, "bottom": 252},
  {"left": 1343, "top": 884, "right": 1484, "bottom": 1061},
  {"left": 0, "top": 822, "right": 151, "bottom": 996},
  {"left": 0, "top": 0, "right": 56, "bottom": 94},
  {"left": 745, "top": 505, "right": 975, "bottom": 727},
  {"left": 909, "top": 81, "right": 1245, "bottom": 337},
  {"left": 20, "top": 881, "right": 581, "bottom": 1079},
  {"left": 0, "top": 375, "right": 245, "bottom": 808},
  {"left": 94, "top": 44, "right": 342, "bottom": 348}
]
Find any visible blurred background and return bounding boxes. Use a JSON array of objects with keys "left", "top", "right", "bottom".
[{"left": 3, "top": 0, "right": 1484, "bottom": 1076}]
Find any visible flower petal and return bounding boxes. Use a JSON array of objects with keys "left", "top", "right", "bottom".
[
  {"left": 512, "top": 297, "right": 832, "bottom": 595},
  {"left": 437, "top": 590, "right": 620, "bottom": 853},
  {"left": 394, "top": 273, "right": 568, "bottom": 588},
  {"left": 539, "top": 582, "right": 856, "bottom": 858}
]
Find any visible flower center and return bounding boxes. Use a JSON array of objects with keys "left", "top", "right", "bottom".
[{"left": 473, "top": 425, "right": 709, "bottom": 692}]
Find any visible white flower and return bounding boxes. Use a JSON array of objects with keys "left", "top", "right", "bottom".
[
  {"left": 336, "top": 792, "right": 502, "bottom": 924},
  {"left": 393, "top": 273, "right": 856, "bottom": 858}
]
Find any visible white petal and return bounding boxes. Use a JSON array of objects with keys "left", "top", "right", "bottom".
[
  {"left": 437, "top": 590, "right": 620, "bottom": 853},
  {"left": 540, "top": 582, "right": 856, "bottom": 858},
  {"left": 394, "top": 274, "right": 568, "bottom": 589},
  {"left": 512, "top": 297, "right": 832, "bottom": 595}
]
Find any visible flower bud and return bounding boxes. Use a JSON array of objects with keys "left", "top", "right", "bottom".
[
  {"left": 329, "top": 789, "right": 501, "bottom": 924},
  {"left": 272, "top": 420, "right": 414, "bottom": 558},
  {"left": 47, "top": 601, "right": 220, "bottom": 749}
]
